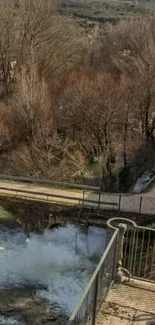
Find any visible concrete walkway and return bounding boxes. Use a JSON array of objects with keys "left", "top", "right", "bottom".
[
  {"left": 0, "top": 180, "right": 155, "bottom": 214},
  {"left": 97, "top": 279, "right": 155, "bottom": 325}
]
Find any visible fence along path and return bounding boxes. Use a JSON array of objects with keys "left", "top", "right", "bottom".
[{"left": 0, "top": 176, "right": 154, "bottom": 215}]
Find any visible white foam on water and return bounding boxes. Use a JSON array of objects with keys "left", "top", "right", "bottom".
[
  {"left": 0, "top": 316, "right": 23, "bottom": 325},
  {"left": 0, "top": 224, "right": 106, "bottom": 314}
]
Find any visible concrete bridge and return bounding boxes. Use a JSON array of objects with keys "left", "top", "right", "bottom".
[{"left": 0, "top": 175, "right": 155, "bottom": 217}]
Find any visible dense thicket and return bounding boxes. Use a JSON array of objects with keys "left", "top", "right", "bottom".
[{"left": 0, "top": 0, "right": 155, "bottom": 191}]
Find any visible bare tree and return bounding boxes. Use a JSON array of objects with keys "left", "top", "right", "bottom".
[
  {"left": 10, "top": 57, "right": 53, "bottom": 142},
  {"left": 0, "top": 1, "right": 18, "bottom": 96},
  {"left": 99, "top": 17, "right": 155, "bottom": 144},
  {"left": 57, "top": 71, "right": 124, "bottom": 186}
]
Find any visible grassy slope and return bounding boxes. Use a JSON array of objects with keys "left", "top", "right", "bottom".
[{"left": 60, "top": 0, "right": 155, "bottom": 24}]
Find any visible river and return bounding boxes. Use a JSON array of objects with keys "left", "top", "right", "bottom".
[{"left": 0, "top": 219, "right": 106, "bottom": 325}]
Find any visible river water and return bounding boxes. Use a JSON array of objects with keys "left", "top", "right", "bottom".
[{"left": 0, "top": 222, "right": 106, "bottom": 324}]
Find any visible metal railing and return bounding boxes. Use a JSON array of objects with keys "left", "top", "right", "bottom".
[
  {"left": 68, "top": 217, "right": 155, "bottom": 325},
  {"left": 1, "top": 175, "right": 155, "bottom": 215},
  {"left": 0, "top": 186, "right": 118, "bottom": 210},
  {"left": 0, "top": 174, "right": 100, "bottom": 191},
  {"left": 68, "top": 228, "right": 118, "bottom": 325},
  {"left": 119, "top": 194, "right": 155, "bottom": 215},
  {"left": 108, "top": 218, "right": 155, "bottom": 282}
]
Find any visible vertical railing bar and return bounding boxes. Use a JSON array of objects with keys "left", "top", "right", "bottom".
[
  {"left": 99, "top": 262, "right": 103, "bottom": 303},
  {"left": 123, "top": 225, "right": 129, "bottom": 268},
  {"left": 108, "top": 240, "right": 113, "bottom": 281},
  {"left": 133, "top": 228, "right": 139, "bottom": 276},
  {"left": 108, "top": 241, "right": 112, "bottom": 274},
  {"left": 97, "top": 270, "right": 100, "bottom": 310},
  {"left": 129, "top": 227, "right": 136, "bottom": 275},
  {"left": 108, "top": 239, "right": 113, "bottom": 272},
  {"left": 89, "top": 288, "right": 93, "bottom": 322},
  {"left": 101, "top": 264, "right": 105, "bottom": 303},
  {"left": 83, "top": 297, "right": 86, "bottom": 322},
  {"left": 92, "top": 274, "right": 99, "bottom": 325},
  {"left": 100, "top": 267, "right": 105, "bottom": 310},
  {"left": 104, "top": 251, "right": 110, "bottom": 301},
  {"left": 138, "top": 229, "right": 145, "bottom": 278},
  {"left": 110, "top": 241, "right": 115, "bottom": 280},
  {"left": 101, "top": 260, "right": 106, "bottom": 300},
  {"left": 86, "top": 292, "right": 89, "bottom": 320},
  {"left": 144, "top": 230, "right": 151, "bottom": 278},
  {"left": 84, "top": 298, "right": 86, "bottom": 321},
  {"left": 150, "top": 237, "right": 155, "bottom": 274},
  {"left": 112, "top": 235, "right": 118, "bottom": 281},
  {"left": 127, "top": 225, "right": 133, "bottom": 270},
  {"left": 101, "top": 266, "right": 105, "bottom": 308}
]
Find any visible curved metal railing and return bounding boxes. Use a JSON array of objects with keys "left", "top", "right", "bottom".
[
  {"left": 68, "top": 228, "right": 118, "bottom": 325},
  {"left": 108, "top": 217, "right": 155, "bottom": 281},
  {"left": 68, "top": 217, "right": 155, "bottom": 325}
]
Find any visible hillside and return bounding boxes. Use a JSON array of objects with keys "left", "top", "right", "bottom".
[{"left": 60, "top": 0, "right": 155, "bottom": 25}]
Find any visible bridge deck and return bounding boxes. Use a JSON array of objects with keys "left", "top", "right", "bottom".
[{"left": 0, "top": 180, "right": 155, "bottom": 215}]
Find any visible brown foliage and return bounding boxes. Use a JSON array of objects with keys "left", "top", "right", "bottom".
[
  {"left": 0, "top": 9, "right": 155, "bottom": 188},
  {"left": 10, "top": 62, "right": 53, "bottom": 142},
  {"left": 0, "top": 101, "right": 11, "bottom": 151}
]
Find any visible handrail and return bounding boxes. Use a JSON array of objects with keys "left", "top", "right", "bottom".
[
  {"left": 107, "top": 217, "right": 155, "bottom": 232},
  {"left": 107, "top": 217, "right": 137, "bottom": 230},
  {"left": 69, "top": 228, "right": 118, "bottom": 324},
  {"left": 0, "top": 186, "right": 118, "bottom": 207},
  {"left": 108, "top": 217, "right": 155, "bottom": 282},
  {"left": 2, "top": 176, "right": 155, "bottom": 216},
  {"left": 0, "top": 174, "right": 100, "bottom": 191},
  {"left": 68, "top": 217, "right": 155, "bottom": 325}
]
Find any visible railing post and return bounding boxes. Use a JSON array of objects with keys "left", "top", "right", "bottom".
[
  {"left": 115, "top": 223, "right": 127, "bottom": 283},
  {"left": 92, "top": 274, "right": 99, "bottom": 325},
  {"left": 112, "top": 236, "right": 118, "bottom": 281}
]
